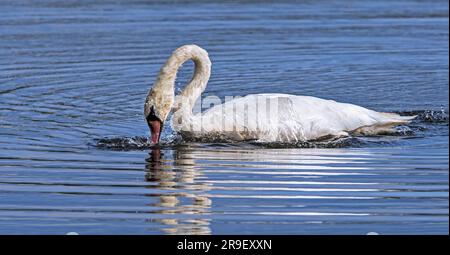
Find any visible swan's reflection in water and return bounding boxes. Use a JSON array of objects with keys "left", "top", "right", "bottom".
[
  {"left": 143, "top": 145, "right": 376, "bottom": 234},
  {"left": 143, "top": 146, "right": 378, "bottom": 234},
  {"left": 145, "top": 147, "right": 212, "bottom": 235},
  {"left": 140, "top": 144, "right": 447, "bottom": 235}
]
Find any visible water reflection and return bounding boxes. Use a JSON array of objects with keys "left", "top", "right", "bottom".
[{"left": 145, "top": 147, "right": 212, "bottom": 235}]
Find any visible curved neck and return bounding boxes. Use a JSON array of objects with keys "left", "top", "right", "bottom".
[{"left": 154, "top": 45, "right": 211, "bottom": 119}]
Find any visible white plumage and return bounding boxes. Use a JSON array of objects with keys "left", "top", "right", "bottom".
[
  {"left": 145, "top": 45, "right": 415, "bottom": 144},
  {"left": 180, "top": 94, "right": 414, "bottom": 142}
]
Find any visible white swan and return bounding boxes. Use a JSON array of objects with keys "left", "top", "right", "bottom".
[{"left": 144, "top": 45, "right": 415, "bottom": 144}]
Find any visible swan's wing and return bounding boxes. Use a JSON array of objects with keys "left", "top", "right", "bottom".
[
  {"left": 288, "top": 95, "right": 414, "bottom": 139},
  {"left": 190, "top": 94, "right": 290, "bottom": 141}
]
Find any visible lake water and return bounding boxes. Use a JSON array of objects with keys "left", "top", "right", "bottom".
[{"left": 0, "top": 0, "right": 448, "bottom": 234}]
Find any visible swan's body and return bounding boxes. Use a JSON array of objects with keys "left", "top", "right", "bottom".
[
  {"left": 144, "top": 45, "right": 414, "bottom": 144},
  {"left": 180, "top": 93, "right": 413, "bottom": 142}
]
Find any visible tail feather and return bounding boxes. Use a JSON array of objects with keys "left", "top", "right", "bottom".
[
  {"left": 352, "top": 112, "right": 416, "bottom": 136},
  {"left": 380, "top": 112, "right": 417, "bottom": 124}
]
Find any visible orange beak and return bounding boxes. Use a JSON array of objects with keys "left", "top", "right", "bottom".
[{"left": 149, "top": 120, "right": 162, "bottom": 144}]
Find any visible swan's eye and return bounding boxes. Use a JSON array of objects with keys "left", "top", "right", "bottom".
[{"left": 146, "top": 106, "right": 161, "bottom": 122}]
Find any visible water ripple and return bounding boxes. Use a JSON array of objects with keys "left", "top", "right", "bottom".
[{"left": 0, "top": 0, "right": 448, "bottom": 234}]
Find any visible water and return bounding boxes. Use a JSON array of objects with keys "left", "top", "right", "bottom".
[{"left": 0, "top": 0, "right": 448, "bottom": 234}]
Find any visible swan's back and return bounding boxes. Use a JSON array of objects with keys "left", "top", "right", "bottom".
[{"left": 182, "top": 94, "right": 414, "bottom": 142}]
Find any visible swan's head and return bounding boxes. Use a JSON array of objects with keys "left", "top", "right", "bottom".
[{"left": 144, "top": 88, "right": 174, "bottom": 144}]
